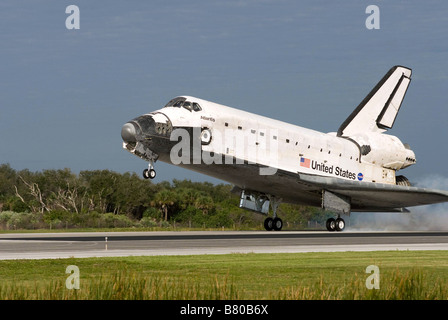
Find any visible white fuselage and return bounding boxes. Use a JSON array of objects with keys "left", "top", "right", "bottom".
[{"left": 147, "top": 96, "right": 413, "bottom": 185}]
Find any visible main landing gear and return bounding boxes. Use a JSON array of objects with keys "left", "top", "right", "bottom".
[
  {"left": 143, "top": 161, "right": 156, "bottom": 179},
  {"left": 326, "top": 216, "right": 345, "bottom": 232},
  {"left": 264, "top": 196, "right": 283, "bottom": 231},
  {"left": 264, "top": 217, "right": 283, "bottom": 231}
]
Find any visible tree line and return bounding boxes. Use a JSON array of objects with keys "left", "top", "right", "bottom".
[{"left": 0, "top": 164, "right": 327, "bottom": 230}]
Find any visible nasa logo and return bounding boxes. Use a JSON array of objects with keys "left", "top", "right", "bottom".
[{"left": 358, "top": 173, "right": 364, "bottom": 181}]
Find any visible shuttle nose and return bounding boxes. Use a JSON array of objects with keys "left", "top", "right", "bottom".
[{"left": 121, "top": 123, "right": 137, "bottom": 143}]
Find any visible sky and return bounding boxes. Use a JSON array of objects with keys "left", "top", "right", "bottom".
[{"left": 1, "top": 1, "right": 448, "bottom": 187}]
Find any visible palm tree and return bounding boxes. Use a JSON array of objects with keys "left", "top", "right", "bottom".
[
  {"left": 154, "top": 189, "right": 177, "bottom": 221},
  {"left": 178, "top": 188, "right": 199, "bottom": 209},
  {"left": 194, "top": 195, "right": 214, "bottom": 215}
]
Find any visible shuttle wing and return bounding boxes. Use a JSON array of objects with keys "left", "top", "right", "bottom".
[
  {"left": 337, "top": 66, "right": 412, "bottom": 137},
  {"left": 297, "top": 172, "right": 448, "bottom": 211}
]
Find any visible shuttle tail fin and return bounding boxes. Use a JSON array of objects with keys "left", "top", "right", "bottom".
[{"left": 337, "top": 65, "right": 412, "bottom": 137}]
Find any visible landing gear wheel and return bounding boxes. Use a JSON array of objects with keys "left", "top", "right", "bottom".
[
  {"left": 273, "top": 217, "right": 283, "bottom": 231},
  {"left": 326, "top": 218, "right": 336, "bottom": 232},
  {"left": 143, "top": 168, "right": 156, "bottom": 179},
  {"left": 264, "top": 217, "right": 274, "bottom": 231},
  {"left": 335, "top": 218, "right": 345, "bottom": 231},
  {"left": 326, "top": 217, "right": 345, "bottom": 232}
]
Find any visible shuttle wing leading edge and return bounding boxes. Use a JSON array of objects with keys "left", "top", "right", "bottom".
[{"left": 297, "top": 172, "right": 448, "bottom": 211}]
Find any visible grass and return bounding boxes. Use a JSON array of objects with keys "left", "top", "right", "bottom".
[{"left": 0, "top": 251, "right": 448, "bottom": 299}]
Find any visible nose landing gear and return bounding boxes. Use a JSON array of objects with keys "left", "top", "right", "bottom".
[
  {"left": 143, "top": 168, "right": 156, "bottom": 179},
  {"left": 143, "top": 161, "right": 156, "bottom": 179}
]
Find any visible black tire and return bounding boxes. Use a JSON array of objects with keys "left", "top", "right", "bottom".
[
  {"left": 335, "top": 218, "right": 345, "bottom": 232},
  {"left": 396, "top": 175, "right": 411, "bottom": 187},
  {"left": 264, "top": 217, "right": 274, "bottom": 231},
  {"left": 143, "top": 169, "right": 150, "bottom": 179},
  {"left": 273, "top": 217, "right": 283, "bottom": 231},
  {"left": 149, "top": 169, "right": 156, "bottom": 179},
  {"left": 326, "top": 218, "right": 336, "bottom": 232}
]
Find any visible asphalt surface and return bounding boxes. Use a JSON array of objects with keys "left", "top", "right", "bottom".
[{"left": 1, "top": 230, "right": 448, "bottom": 260}]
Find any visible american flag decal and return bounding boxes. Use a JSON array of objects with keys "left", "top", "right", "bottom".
[{"left": 300, "top": 157, "right": 310, "bottom": 168}]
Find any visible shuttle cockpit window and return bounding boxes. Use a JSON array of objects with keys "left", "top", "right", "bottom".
[
  {"left": 163, "top": 97, "right": 202, "bottom": 112},
  {"left": 173, "top": 100, "right": 185, "bottom": 108},
  {"left": 164, "top": 97, "right": 186, "bottom": 108},
  {"left": 192, "top": 102, "right": 202, "bottom": 111},
  {"left": 183, "top": 101, "right": 192, "bottom": 111}
]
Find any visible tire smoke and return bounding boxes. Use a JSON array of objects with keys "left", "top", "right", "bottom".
[{"left": 349, "top": 175, "right": 448, "bottom": 231}]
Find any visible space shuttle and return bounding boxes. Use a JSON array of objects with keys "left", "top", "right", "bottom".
[{"left": 121, "top": 66, "right": 448, "bottom": 231}]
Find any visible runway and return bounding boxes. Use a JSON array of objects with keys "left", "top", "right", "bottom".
[{"left": 1, "top": 230, "right": 448, "bottom": 260}]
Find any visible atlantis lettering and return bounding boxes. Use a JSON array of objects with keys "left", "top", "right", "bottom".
[{"left": 311, "top": 161, "right": 356, "bottom": 180}]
